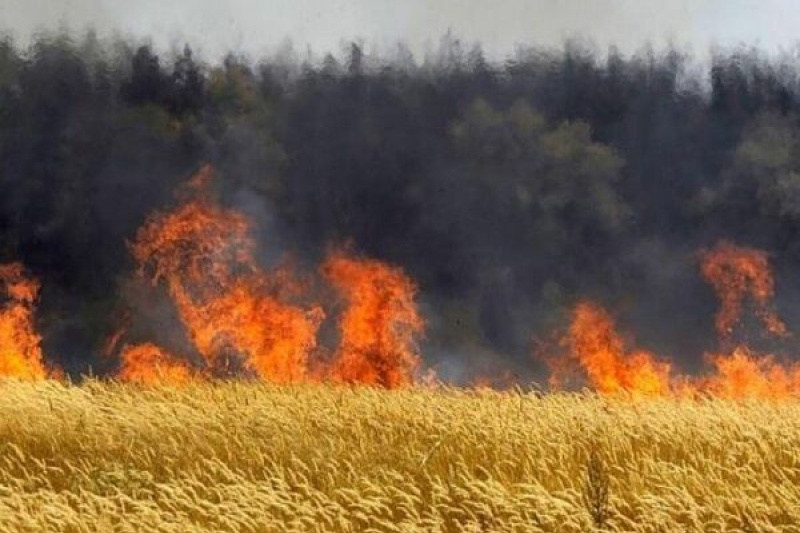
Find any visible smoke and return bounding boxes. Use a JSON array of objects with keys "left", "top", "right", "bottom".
[{"left": 6, "top": 31, "right": 800, "bottom": 383}]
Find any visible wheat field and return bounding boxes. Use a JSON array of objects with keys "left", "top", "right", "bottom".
[{"left": 0, "top": 380, "right": 798, "bottom": 532}]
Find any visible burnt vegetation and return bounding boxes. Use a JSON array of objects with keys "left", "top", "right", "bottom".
[{"left": 2, "top": 32, "right": 800, "bottom": 380}]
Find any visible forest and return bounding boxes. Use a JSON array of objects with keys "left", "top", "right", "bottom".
[{"left": 2, "top": 31, "right": 800, "bottom": 381}]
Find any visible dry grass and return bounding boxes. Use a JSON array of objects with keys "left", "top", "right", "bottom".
[{"left": 0, "top": 380, "right": 798, "bottom": 532}]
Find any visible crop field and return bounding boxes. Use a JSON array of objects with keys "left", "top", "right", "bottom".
[{"left": 0, "top": 380, "right": 797, "bottom": 532}]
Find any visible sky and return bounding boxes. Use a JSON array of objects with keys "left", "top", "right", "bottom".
[{"left": 1, "top": 0, "right": 798, "bottom": 62}]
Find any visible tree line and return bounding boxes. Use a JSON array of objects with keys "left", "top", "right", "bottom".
[{"left": 1, "top": 31, "right": 799, "bottom": 379}]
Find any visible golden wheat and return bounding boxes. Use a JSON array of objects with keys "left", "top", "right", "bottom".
[{"left": 0, "top": 379, "right": 797, "bottom": 532}]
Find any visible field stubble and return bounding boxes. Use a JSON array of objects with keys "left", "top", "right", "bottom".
[{"left": 0, "top": 380, "right": 798, "bottom": 532}]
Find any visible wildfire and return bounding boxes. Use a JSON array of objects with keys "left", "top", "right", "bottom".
[
  {"left": 39, "top": 165, "right": 797, "bottom": 398},
  {"left": 119, "top": 343, "right": 193, "bottom": 385},
  {"left": 699, "top": 241, "right": 787, "bottom": 340},
  {"left": 556, "top": 301, "right": 671, "bottom": 396},
  {"left": 692, "top": 241, "right": 800, "bottom": 399},
  {"left": 549, "top": 242, "right": 800, "bottom": 400},
  {"left": 124, "top": 164, "right": 323, "bottom": 383},
  {"left": 113, "top": 165, "right": 425, "bottom": 388},
  {"left": 546, "top": 241, "right": 800, "bottom": 400},
  {"left": 700, "top": 347, "right": 800, "bottom": 400},
  {"left": 0, "top": 263, "right": 47, "bottom": 380},
  {"left": 322, "top": 249, "right": 425, "bottom": 388}
]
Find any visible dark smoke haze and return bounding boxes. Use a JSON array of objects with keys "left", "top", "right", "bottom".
[{"left": 2, "top": 31, "right": 800, "bottom": 382}]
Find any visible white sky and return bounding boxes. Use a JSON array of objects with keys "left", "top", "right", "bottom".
[{"left": 0, "top": 0, "right": 798, "bottom": 62}]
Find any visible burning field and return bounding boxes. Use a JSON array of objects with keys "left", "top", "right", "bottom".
[
  {"left": 1, "top": 166, "right": 800, "bottom": 531},
  {"left": 7, "top": 9, "right": 800, "bottom": 529},
  {"left": 4, "top": 165, "right": 800, "bottom": 397}
]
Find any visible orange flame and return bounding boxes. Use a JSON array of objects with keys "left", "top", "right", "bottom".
[
  {"left": 701, "top": 347, "right": 800, "bottom": 400},
  {"left": 322, "top": 249, "right": 425, "bottom": 388},
  {"left": 119, "top": 343, "right": 193, "bottom": 385},
  {"left": 699, "top": 241, "right": 787, "bottom": 340},
  {"left": 0, "top": 263, "right": 47, "bottom": 380},
  {"left": 556, "top": 301, "right": 671, "bottom": 396},
  {"left": 124, "top": 165, "right": 323, "bottom": 383},
  {"left": 691, "top": 241, "right": 800, "bottom": 400}
]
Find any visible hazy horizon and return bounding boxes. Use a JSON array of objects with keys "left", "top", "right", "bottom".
[{"left": 2, "top": 0, "right": 800, "bottom": 62}]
